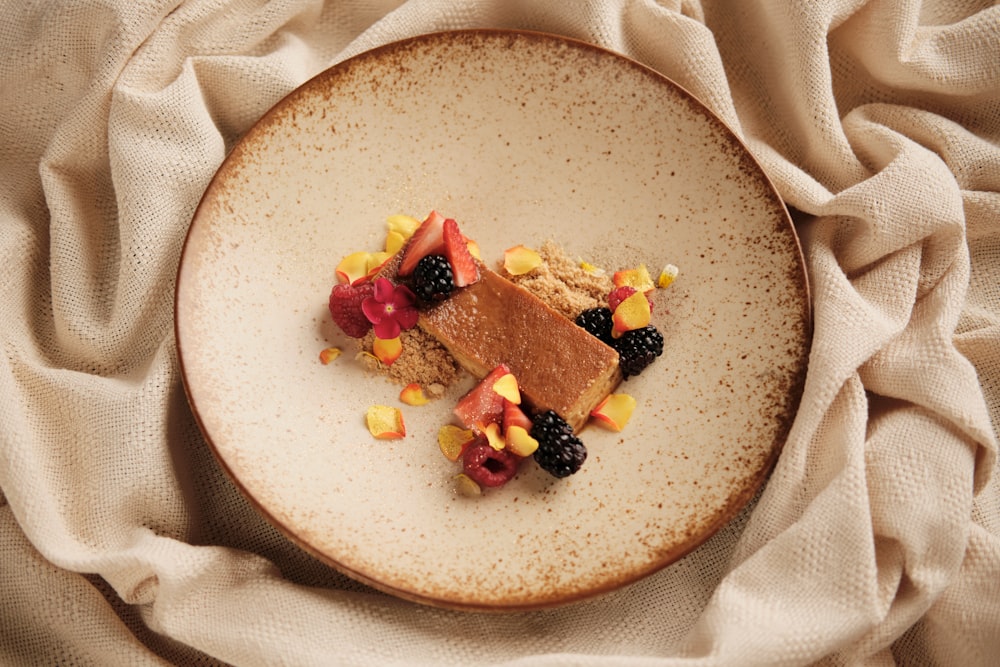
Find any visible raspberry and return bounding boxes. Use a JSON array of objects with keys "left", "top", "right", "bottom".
[
  {"left": 328, "top": 281, "right": 375, "bottom": 338},
  {"left": 462, "top": 440, "right": 520, "bottom": 488},
  {"left": 575, "top": 307, "right": 614, "bottom": 345},
  {"left": 530, "top": 410, "right": 587, "bottom": 478},
  {"left": 607, "top": 286, "right": 637, "bottom": 312},
  {"left": 411, "top": 254, "right": 455, "bottom": 303},
  {"left": 613, "top": 325, "right": 663, "bottom": 378},
  {"left": 608, "top": 285, "right": 652, "bottom": 314}
]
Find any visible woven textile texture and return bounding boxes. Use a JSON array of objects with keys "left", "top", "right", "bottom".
[{"left": 1, "top": 0, "right": 998, "bottom": 664}]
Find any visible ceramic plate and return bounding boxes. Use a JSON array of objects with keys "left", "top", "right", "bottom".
[{"left": 176, "top": 30, "right": 810, "bottom": 611}]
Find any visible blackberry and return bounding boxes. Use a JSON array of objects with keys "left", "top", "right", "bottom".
[
  {"left": 411, "top": 254, "right": 455, "bottom": 302},
  {"left": 531, "top": 410, "right": 587, "bottom": 478},
  {"left": 614, "top": 324, "right": 664, "bottom": 378},
  {"left": 575, "top": 307, "right": 614, "bottom": 345}
]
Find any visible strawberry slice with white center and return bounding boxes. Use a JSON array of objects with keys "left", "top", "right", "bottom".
[
  {"left": 502, "top": 399, "right": 532, "bottom": 433},
  {"left": 454, "top": 364, "right": 510, "bottom": 431},
  {"left": 442, "top": 217, "right": 480, "bottom": 287},
  {"left": 397, "top": 210, "right": 446, "bottom": 276}
]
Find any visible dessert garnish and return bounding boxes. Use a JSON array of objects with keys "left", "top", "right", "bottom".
[
  {"left": 365, "top": 405, "right": 405, "bottom": 440},
  {"left": 328, "top": 281, "right": 375, "bottom": 338},
  {"left": 361, "top": 277, "right": 418, "bottom": 340},
  {"left": 411, "top": 255, "right": 455, "bottom": 302},
  {"left": 399, "top": 383, "right": 430, "bottom": 406},
  {"left": 324, "top": 211, "right": 677, "bottom": 494},
  {"left": 503, "top": 245, "right": 543, "bottom": 275},
  {"left": 438, "top": 424, "right": 475, "bottom": 462},
  {"left": 371, "top": 334, "right": 402, "bottom": 366},
  {"left": 462, "top": 440, "right": 520, "bottom": 488},
  {"left": 529, "top": 410, "right": 587, "bottom": 478},
  {"left": 319, "top": 347, "right": 342, "bottom": 364},
  {"left": 657, "top": 264, "right": 679, "bottom": 288},
  {"left": 575, "top": 304, "right": 665, "bottom": 378},
  {"left": 590, "top": 393, "right": 637, "bottom": 432}
]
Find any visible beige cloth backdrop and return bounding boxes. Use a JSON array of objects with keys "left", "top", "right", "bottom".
[{"left": 2, "top": 0, "right": 999, "bottom": 665}]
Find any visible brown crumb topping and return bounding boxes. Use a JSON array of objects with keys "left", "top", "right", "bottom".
[
  {"left": 499, "top": 240, "right": 613, "bottom": 320},
  {"left": 357, "top": 327, "right": 460, "bottom": 395}
]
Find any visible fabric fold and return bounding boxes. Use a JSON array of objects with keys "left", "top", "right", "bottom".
[{"left": 1, "top": 0, "right": 997, "bottom": 664}]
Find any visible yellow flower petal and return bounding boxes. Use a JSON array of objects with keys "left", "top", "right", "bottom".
[
  {"left": 590, "top": 393, "right": 637, "bottom": 432},
  {"left": 386, "top": 214, "right": 421, "bottom": 239},
  {"left": 491, "top": 372, "right": 521, "bottom": 404},
  {"left": 613, "top": 264, "right": 655, "bottom": 292},
  {"left": 482, "top": 422, "right": 505, "bottom": 450},
  {"left": 438, "top": 424, "right": 475, "bottom": 461},
  {"left": 365, "top": 251, "right": 393, "bottom": 278},
  {"left": 505, "top": 425, "right": 539, "bottom": 456},
  {"left": 611, "top": 291, "right": 652, "bottom": 337},
  {"left": 657, "top": 263, "right": 679, "bottom": 288},
  {"left": 366, "top": 405, "right": 405, "bottom": 439},
  {"left": 336, "top": 251, "right": 373, "bottom": 285},
  {"left": 503, "top": 245, "right": 542, "bottom": 276},
  {"left": 578, "top": 258, "right": 605, "bottom": 275},
  {"left": 373, "top": 336, "right": 402, "bottom": 366},
  {"left": 385, "top": 230, "right": 407, "bottom": 255}
]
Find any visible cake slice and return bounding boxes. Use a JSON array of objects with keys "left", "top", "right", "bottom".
[{"left": 414, "top": 265, "right": 621, "bottom": 432}]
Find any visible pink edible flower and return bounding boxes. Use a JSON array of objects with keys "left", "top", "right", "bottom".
[{"left": 362, "top": 277, "right": 419, "bottom": 339}]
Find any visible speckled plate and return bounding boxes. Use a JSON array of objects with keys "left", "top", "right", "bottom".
[{"left": 176, "top": 30, "right": 810, "bottom": 611}]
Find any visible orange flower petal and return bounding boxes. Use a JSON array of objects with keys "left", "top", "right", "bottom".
[
  {"left": 318, "top": 347, "right": 342, "bottom": 364},
  {"left": 611, "top": 291, "right": 651, "bottom": 337},
  {"left": 590, "top": 393, "right": 637, "bottom": 432},
  {"left": 613, "top": 264, "right": 655, "bottom": 293},
  {"left": 372, "top": 336, "right": 402, "bottom": 366},
  {"left": 399, "top": 383, "right": 430, "bottom": 406}
]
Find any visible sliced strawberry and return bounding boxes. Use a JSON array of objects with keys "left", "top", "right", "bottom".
[
  {"left": 502, "top": 399, "right": 533, "bottom": 433},
  {"left": 442, "top": 217, "right": 480, "bottom": 287},
  {"left": 453, "top": 364, "right": 510, "bottom": 431},
  {"left": 397, "top": 210, "right": 446, "bottom": 276}
]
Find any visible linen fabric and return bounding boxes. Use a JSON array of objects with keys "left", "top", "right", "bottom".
[{"left": 2, "top": 0, "right": 998, "bottom": 665}]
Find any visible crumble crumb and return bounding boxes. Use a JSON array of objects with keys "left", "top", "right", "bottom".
[
  {"left": 499, "top": 240, "right": 613, "bottom": 320},
  {"left": 357, "top": 326, "right": 460, "bottom": 394}
]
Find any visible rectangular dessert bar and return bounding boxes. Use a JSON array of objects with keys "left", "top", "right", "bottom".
[{"left": 418, "top": 266, "right": 621, "bottom": 432}]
